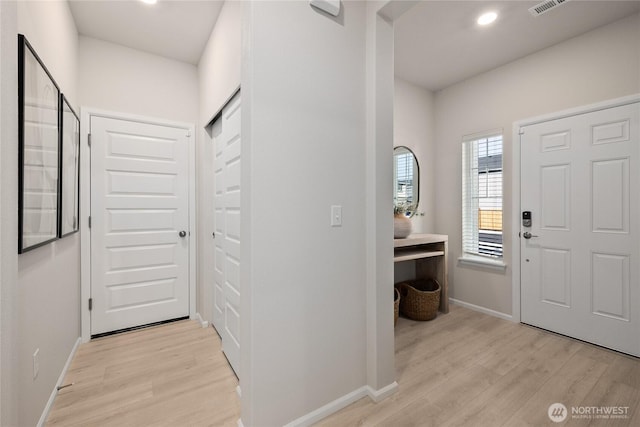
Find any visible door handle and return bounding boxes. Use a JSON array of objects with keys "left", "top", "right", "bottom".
[
  {"left": 523, "top": 232, "right": 538, "bottom": 239},
  {"left": 179, "top": 230, "right": 187, "bottom": 238}
]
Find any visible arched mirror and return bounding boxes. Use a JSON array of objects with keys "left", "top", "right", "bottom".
[{"left": 393, "top": 146, "right": 419, "bottom": 217}]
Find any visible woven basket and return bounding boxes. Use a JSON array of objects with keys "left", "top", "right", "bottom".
[
  {"left": 394, "top": 288, "right": 400, "bottom": 327},
  {"left": 395, "top": 279, "right": 441, "bottom": 321}
]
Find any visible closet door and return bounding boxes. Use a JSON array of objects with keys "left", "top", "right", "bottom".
[{"left": 212, "top": 92, "right": 242, "bottom": 377}]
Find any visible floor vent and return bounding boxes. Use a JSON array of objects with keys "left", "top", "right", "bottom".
[{"left": 529, "top": 0, "right": 570, "bottom": 17}]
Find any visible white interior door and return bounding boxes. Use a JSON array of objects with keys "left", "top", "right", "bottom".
[
  {"left": 212, "top": 93, "right": 242, "bottom": 376},
  {"left": 520, "top": 101, "right": 640, "bottom": 356},
  {"left": 90, "top": 115, "right": 190, "bottom": 336}
]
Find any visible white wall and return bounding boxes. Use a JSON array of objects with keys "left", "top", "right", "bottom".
[
  {"left": 196, "top": 0, "right": 241, "bottom": 325},
  {"left": 78, "top": 36, "right": 199, "bottom": 123},
  {"left": 198, "top": 0, "right": 241, "bottom": 125},
  {"left": 18, "top": 1, "right": 78, "bottom": 109},
  {"left": 434, "top": 13, "right": 640, "bottom": 315},
  {"left": 394, "top": 77, "right": 435, "bottom": 234},
  {"left": 241, "top": 1, "right": 394, "bottom": 424},
  {"left": 0, "top": 2, "right": 19, "bottom": 424},
  {"left": 364, "top": 0, "right": 396, "bottom": 396},
  {"left": 6, "top": 2, "right": 80, "bottom": 426}
]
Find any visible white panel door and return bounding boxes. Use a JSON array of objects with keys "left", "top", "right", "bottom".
[
  {"left": 90, "top": 116, "right": 190, "bottom": 335},
  {"left": 521, "top": 102, "right": 640, "bottom": 356},
  {"left": 212, "top": 93, "right": 242, "bottom": 376}
]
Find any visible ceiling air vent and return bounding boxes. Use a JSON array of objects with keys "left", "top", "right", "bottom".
[{"left": 529, "top": 0, "right": 570, "bottom": 17}]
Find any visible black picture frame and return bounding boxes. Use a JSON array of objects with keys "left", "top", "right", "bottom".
[
  {"left": 58, "top": 94, "right": 80, "bottom": 237},
  {"left": 18, "top": 34, "right": 61, "bottom": 253}
]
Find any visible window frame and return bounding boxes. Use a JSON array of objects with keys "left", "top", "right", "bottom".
[{"left": 460, "top": 129, "right": 506, "bottom": 270}]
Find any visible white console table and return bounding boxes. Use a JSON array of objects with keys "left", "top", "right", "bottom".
[{"left": 394, "top": 234, "right": 449, "bottom": 314}]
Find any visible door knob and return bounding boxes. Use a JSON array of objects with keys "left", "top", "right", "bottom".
[
  {"left": 523, "top": 232, "right": 538, "bottom": 239},
  {"left": 179, "top": 230, "right": 187, "bottom": 238}
]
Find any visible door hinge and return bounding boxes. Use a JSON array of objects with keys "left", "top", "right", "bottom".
[
  {"left": 88, "top": 133, "right": 92, "bottom": 147},
  {"left": 186, "top": 130, "right": 191, "bottom": 137},
  {"left": 88, "top": 216, "right": 91, "bottom": 228},
  {"left": 519, "top": 128, "right": 525, "bottom": 135},
  {"left": 88, "top": 298, "right": 93, "bottom": 311}
]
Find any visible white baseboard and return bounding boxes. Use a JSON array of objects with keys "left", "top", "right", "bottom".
[
  {"left": 449, "top": 298, "right": 514, "bottom": 322},
  {"left": 284, "top": 386, "right": 369, "bottom": 427},
  {"left": 195, "top": 312, "right": 209, "bottom": 328},
  {"left": 237, "top": 419, "right": 244, "bottom": 427},
  {"left": 37, "top": 337, "right": 81, "bottom": 427},
  {"left": 284, "top": 381, "right": 397, "bottom": 427},
  {"left": 366, "top": 381, "right": 398, "bottom": 402}
]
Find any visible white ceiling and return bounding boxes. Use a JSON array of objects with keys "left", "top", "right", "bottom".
[
  {"left": 67, "top": 1, "right": 640, "bottom": 77},
  {"left": 68, "top": 0, "right": 224, "bottom": 65},
  {"left": 395, "top": 0, "right": 640, "bottom": 92}
]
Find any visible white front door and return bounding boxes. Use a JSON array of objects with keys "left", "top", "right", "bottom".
[
  {"left": 90, "top": 115, "right": 191, "bottom": 336},
  {"left": 520, "top": 101, "right": 640, "bottom": 356},
  {"left": 212, "top": 93, "right": 242, "bottom": 377}
]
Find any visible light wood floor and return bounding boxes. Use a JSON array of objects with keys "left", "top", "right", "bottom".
[
  {"left": 322, "top": 305, "right": 640, "bottom": 426},
  {"left": 46, "top": 320, "right": 240, "bottom": 426},
  {"left": 46, "top": 306, "right": 640, "bottom": 426}
]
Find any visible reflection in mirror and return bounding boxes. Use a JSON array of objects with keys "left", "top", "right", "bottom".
[{"left": 393, "top": 146, "right": 419, "bottom": 217}]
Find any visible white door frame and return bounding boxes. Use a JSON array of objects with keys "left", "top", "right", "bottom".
[
  {"left": 510, "top": 93, "right": 640, "bottom": 323},
  {"left": 80, "top": 107, "right": 197, "bottom": 343}
]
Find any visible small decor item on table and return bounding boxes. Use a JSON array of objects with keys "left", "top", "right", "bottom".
[
  {"left": 394, "top": 288, "right": 400, "bottom": 327},
  {"left": 393, "top": 203, "right": 413, "bottom": 239},
  {"left": 395, "top": 278, "right": 441, "bottom": 321}
]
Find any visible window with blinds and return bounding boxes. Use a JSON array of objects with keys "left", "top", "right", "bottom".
[
  {"left": 462, "top": 132, "right": 503, "bottom": 258},
  {"left": 394, "top": 151, "right": 414, "bottom": 206}
]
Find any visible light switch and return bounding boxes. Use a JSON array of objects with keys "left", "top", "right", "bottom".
[{"left": 331, "top": 205, "right": 342, "bottom": 227}]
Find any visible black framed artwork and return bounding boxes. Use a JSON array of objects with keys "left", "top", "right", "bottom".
[
  {"left": 59, "top": 94, "right": 80, "bottom": 237},
  {"left": 18, "top": 34, "right": 61, "bottom": 253}
]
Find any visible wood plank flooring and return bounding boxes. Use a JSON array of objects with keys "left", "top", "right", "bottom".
[
  {"left": 321, "top": 305, "right": 640, "bottom": 426},
  {"left": 46, "top": 306, "right": 640, "bottom": 426},
  {"left": 46, "top": 320, "right": 240, "bottom": 426}
]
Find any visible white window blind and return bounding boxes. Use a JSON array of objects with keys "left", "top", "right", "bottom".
[
  {"left": 462, "top": 132, "right": 503, "bottom": 258},
  {"left": 394, "top": 151, "right": 415, "bottom": 206}
]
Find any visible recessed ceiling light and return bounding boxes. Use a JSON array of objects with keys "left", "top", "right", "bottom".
[
  {"left": 477, "top": 11, "right": 498, "bottom": 26},
  {"left": 141, "top": 0, "right": 157, "bottom": 5}
]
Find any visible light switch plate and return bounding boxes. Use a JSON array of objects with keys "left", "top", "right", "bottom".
[{"left": 331, "top": 205, "right": 342, "bottom": 227}]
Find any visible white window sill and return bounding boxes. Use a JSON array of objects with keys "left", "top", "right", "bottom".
[{"left": 458, "top": 255, "right": 507, "bottom": 271}]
